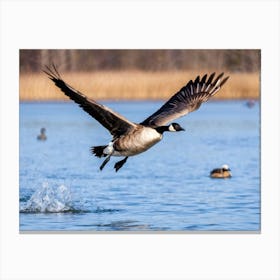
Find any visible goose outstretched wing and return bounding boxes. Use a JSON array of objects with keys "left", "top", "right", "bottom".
[
  {"left": 44, "top": 65, "right": 136, "bottom": 138},
  {"left": 141, "top": 73, "right": 229, "bottom": 127}
]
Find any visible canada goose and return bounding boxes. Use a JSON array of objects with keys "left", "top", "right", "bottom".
[
  {"left": 37, "top": 127, "right": 47, "bottom": 141},
  {"left": 44, "top": 65, "right": 229, "bottom": 172},
  {"left": 210, "top": 164, "right": 232, "bottom": 178}
]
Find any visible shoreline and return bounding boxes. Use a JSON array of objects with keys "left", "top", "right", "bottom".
[
  {"left": 20, "top": 71, "right": 260, "bottom": 101},
  {"left": 19, "top": 97, "right": 259, "bottom": 103}
]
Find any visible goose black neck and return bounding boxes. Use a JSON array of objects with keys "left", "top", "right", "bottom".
[{"left": 155, "top": 126, "right": 169, "bottom": 134}]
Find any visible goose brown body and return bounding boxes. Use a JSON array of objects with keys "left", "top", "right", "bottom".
[{"left": 113, "top": 126, "right": 162, "bottom": 156}]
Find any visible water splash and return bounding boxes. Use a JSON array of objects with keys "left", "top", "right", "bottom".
[{"left": 20, "top": 182, "right": 74, "bottom": 213}]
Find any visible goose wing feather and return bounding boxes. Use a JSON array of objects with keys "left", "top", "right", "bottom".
[
  {"left": 141, "top": 72, "right": 229, "bottom": 127},
  {"left": 44, "top": 65, "right": 136, "bottom": 138}
]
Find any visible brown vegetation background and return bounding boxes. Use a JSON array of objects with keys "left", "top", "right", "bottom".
[{"left": 20, "top": 49, "right": 260, "bottom": 101}]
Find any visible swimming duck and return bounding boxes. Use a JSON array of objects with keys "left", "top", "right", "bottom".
[
  {"left": 44, "top": 65, "right": 229, "bottom": 172},
  {"left": 210, "top": 164, "right": 232, "bottom": 178},
  {"left": 246, "top": 99, "right": 255, "bottom": 108},
  {"left": 37, "top": 127, "right": 47, "bottom": 141}
]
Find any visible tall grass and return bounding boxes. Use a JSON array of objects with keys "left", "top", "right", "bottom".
[{"left": 20, "top": 71, "right": 260, "bottom": 101}]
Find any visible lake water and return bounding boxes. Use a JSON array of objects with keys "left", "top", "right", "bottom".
[{"left": 19, "top": 100, "right": 260, "bottom": 232}]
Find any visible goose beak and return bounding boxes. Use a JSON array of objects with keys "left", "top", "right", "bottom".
[{"left": 180, "top": 127, "right": 185, "bottom": 131}]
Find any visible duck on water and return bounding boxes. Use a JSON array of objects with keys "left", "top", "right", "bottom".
[
  {"left": 210, "top": 164, "right": 232, "bottom": 179},
  {"left": 44, "top": 65, "right": 229, "bottom": 172},
  {"left": 37, "top": 127, "right": 47, "bottom": 141}
]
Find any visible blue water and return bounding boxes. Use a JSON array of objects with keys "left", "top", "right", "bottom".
[{"left": 19, "top": 100, "right": 260, "bottom": 231}]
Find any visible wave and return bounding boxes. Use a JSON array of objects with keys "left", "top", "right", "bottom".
[
  {"left": 20, "top": 182, "right": 76, "bottom": 213},
  {"left": 20, "top": 182, "right": 121, "bottom": 214}
]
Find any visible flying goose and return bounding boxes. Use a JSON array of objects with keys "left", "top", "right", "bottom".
[
  {"left": 210, "top": 164, "right": 232, "bottom": 178},
  {"left": 44, "top": 65, "right": 229, "bottom": 172}
]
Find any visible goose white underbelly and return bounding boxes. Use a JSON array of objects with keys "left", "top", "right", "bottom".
[{"left": 112, "top": 127, "right": 162, "bottom": 157}]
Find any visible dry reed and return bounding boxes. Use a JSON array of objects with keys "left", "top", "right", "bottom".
[{"left": 20, "top": 71, "right": 260, "bottom": 101}]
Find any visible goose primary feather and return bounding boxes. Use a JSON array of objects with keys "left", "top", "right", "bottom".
[{"left": 44, "top": 65, "right": 229, "bottom": 172}]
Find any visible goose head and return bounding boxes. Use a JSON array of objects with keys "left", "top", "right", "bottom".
[{"left": 168, "top": 123, "right": 185, "bottom": 132}]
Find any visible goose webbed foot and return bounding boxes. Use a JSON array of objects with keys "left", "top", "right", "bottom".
[
  {"left": 99, "top": 155, "right": 111, "bottom": 171},
  {"left": 114, "top": 157, "right": 128, "bottom": 172}
]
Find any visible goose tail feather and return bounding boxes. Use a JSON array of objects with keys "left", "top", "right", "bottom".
[{"left": 91, "top": 145, "right": 107, "bottom": 158}]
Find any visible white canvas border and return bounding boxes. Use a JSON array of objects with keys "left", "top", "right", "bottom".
[{"left": 1, "top": 0, "right": 279, "bottom": 279}]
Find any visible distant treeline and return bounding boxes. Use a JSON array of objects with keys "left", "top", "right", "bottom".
[{"left": 20, "top": 49, "right": 260, "bottom": 73}]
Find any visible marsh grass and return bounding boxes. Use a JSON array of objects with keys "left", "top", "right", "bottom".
[{"left": 20, "top": 71, "right": 259, "bottom": 101}]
